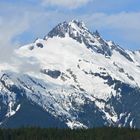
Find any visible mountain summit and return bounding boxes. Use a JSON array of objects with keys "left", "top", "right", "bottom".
[
  {"left": 48, "top": 20, "right": 89, "bottom": 38},
  {"left": 47, "top": 20, "right": 133, "bottom": 60},
  {"left": 0, "top": 20, "right": 140, "bottom": 129},
  {"left": 47, "top": 20, "right": 112, "bottom": 57}
]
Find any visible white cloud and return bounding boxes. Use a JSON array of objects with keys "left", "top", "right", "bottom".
[
  {"left": 0, "top": 4, "right": 71, "bottom": 64},
  {"left": 0, "top": 15, "right": 30, "bottom": 62},
  {"left": 84, "top": 12, "right": 140, "bottom": 30},
  {"left": 42, "top": 0, "right": 91, "bottom": 9},
  {"left": 82, "top": 12, "right": 140, "bottom": 48},
  {"left": 0, "top": 4, "right": 43, "bottom": 63}
]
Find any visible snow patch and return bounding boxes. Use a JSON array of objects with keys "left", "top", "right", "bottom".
[{"left": 66, "top": 120, "right": 87, "bottom": 129}]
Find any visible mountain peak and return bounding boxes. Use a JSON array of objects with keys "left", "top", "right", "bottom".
[
  {"left": 46, "top": 20, "right": 134, "bottom": 60},
  {"left": 69, "top": 19, "right": 88, "bottom": 30},
  {"left": 47, "top": 20, "right": 88, "bottom": 39},
  {"left": 46, "top": 20, "right": 113, "bottom": 57}
]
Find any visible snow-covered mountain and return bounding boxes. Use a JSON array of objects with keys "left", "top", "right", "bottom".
[{"left": 0, "top": 20, "right": 140, "bottom": 129}]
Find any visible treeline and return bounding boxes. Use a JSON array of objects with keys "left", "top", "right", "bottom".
[{"left": 0, "top": 127, "right": 140, "bottom": 140}]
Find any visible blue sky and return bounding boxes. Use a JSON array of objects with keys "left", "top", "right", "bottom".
[{"left": 0, "top": 0, "right": 140, "bottom": 51}]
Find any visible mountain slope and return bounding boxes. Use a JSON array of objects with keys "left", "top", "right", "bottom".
[{"left": 0, "top": 20, "right": 140, "bottom": 129}]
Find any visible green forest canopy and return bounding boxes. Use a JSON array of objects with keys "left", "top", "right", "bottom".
[{"left": 0, "top": 127, "right": 140, "bottom": 140}]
